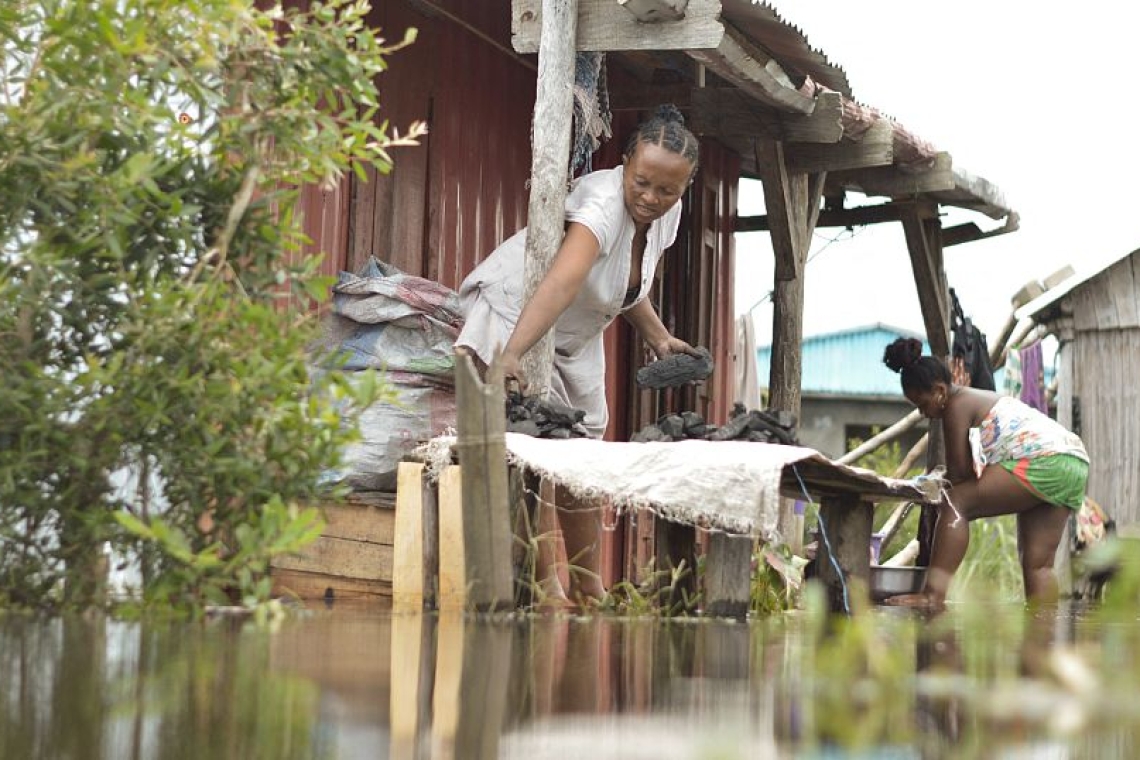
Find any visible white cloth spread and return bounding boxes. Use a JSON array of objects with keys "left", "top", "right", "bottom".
[{"left": 419, "top": 434, "right": 932, "bottom": 544}]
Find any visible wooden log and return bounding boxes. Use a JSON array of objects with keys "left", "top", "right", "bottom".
[
  {"left": 437, "top": 465, "right": 466, "bottom": 611},
  {"left": 455, "top": 351, "right": 514, "bottom": 610},
  {"left": 703, "top": 532, "right": 754, "bottom": 619},
  {"left": 519, "top": 0, "right": 578, "bottom": 395},
  {"left": 393, "top": 462, "right": 426, "bottom": 612},
  {"left": 837, "top": 409, "right": 923, "bottom": 466},
  {"left": 815, "top": 494, "right": 873, "bottom": 614},
  {"left": 892, "top": 433, "right": 929, "bottom": 478},
  {"left": 654, "top": 518, "right": 697, "bottom": 612}
]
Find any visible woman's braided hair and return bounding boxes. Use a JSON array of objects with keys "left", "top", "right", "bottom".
[
  {"left": 883, "top": 337, "right": 951, "bottom": 394},
  {"left": 624, "top": 104, "right": 699, "bottom": 174}
]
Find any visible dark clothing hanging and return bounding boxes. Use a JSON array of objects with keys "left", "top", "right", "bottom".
[{"left": 950, "top": 288, "right": 996, "bottom": 391}]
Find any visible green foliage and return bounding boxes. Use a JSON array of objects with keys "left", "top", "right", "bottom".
[{"left": 0, "top": 0, "right": 419, "bottom": 611}]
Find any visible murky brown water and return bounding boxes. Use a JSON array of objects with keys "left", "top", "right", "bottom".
[{"left": 2, "top": 601, "right": 1139, "bottom": 759}]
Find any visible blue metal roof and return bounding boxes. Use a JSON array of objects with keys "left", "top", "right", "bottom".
[{"left": 756, "top": 324, "right": 927, "bottom": 397}]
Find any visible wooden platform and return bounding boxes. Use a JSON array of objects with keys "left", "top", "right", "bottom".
[{"left": 270, "top": 492, "right": 396, "bottom": 602}]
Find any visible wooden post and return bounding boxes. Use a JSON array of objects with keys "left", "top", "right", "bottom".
[
  {"left": 815, "top": 494, "right": 873, "bottom": 614},
  {"left": 422, "top": 471, "right": 440, "bottom": 610},
  {"left": 437, "top": 465, "right": 466, "bottom": 611},
  {"left": 520, "top": 0, "right": 579, "bottom": 395},
  {"left": 757, "top": 139, "right": 826, "bottom": 554},
  {"left": 1052, "top": 313, "right": 1077, "bottom": 595},
  {"left": 703, "top": 533, "right": 753, "bottom": 619},
  {"left": 454, "top": 351, "right": 514, "bottom": 610},
  {"left": 393, "top": 462, "right": 426, "bottom": 613},
  {"left": 901, "top": 204, "right": 949, "bottom": 567}
]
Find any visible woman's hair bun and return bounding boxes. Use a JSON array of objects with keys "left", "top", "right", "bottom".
[
  {"left": 882, "top": 337, "right": 923, "bottom": 374},
  {"left": 653, "top": 103, "right": 685, "bottom": 126}
]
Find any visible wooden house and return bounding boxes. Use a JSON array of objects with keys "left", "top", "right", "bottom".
[
  {"left": 1017, "top": 248, "right": 1140, "bottom": 528},
  {"left": 279, "top": 0, "right": 1019, "bottom": 598}
]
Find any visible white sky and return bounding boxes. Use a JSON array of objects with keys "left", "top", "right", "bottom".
[{"left": 735, "top": 1, "right": 1140, "bottom": 347}]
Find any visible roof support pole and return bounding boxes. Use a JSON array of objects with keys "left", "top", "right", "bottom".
[
  {"left": 900, "top": 204, "right": 949, "bottom": 567},
  {"left": 756, "top": 139, "right": 825, "bottom": 552},
  {"left": 520, "top": 0, "right": 578, "bottom": 395}
]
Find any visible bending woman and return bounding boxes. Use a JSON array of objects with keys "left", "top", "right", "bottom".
[
  {"left": 455, "top": 105, "right": 701, "bottom": 606},
  {"left": 882, "top": 337, "right": 1089, "bottom": 608}
]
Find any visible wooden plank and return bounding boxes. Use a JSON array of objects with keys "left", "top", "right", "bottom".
[
  {"left": 815, "top": 494, "right": 873, "bottom": 614},
  {"left": 1107, "top": 256, "right": 1140, "bottom": 328},
  {"left": 317, "top": 502, "right": 394, "bottom": 545},
  {"left": 455, "top": 352, "right": 514, "bottom": 610},
  {"left": 271, "top": 535, "right": 393, "bottom": 581},
  {"left": 829, "top": 151, "right": 955, "bottom": 198},
  {"left": 689, "top": 88, "right": 843, "bottom": 147},
  {"left": 389, "top": 613, "right": 423, "bottom": 758},
  {"left": 618, "top": 0, "right": 688, "bottom": 22},
  {"left": 393, "top": 462, "right": 425, "bottom": 612},
  {"left": 703, "top": 533, "right": 753, "bottom": 619},
  {"left": 270, "top": 567, "right": 390, "bottom": 601},
  {"left": 512, "top": 0, "right": 722, "bottom": 53},
  {"left": 736, "top": 201, "right": 908, "bottom": 232},
  {"left": 686, "top": 25, "right": 816, "bottom": 114},
  {"left": 785, "top": 119, "right": 893, "bottom": 174},
  {"left": 437, "top": 464, "right": 466, "bottom": 611},
  {"left": 519, "top": 0, "right": 578, "bottom": 393},
  {"left": 349, "top": 165, "right": 378, "bottom": 264}
]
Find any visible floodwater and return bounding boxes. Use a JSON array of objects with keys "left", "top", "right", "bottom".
[{"left": 3, "top": 599, "right": 1139, "bottom": 759}]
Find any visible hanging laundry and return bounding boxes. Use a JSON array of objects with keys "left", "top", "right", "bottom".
[
  {"left": 1018, "top": 339, "right": 1048, "bottom": 413},
  {"left": 950, "top": 288, "right": 996, "bottom": 390},
  {"left": 1003, "top": 347, "right": 1023, "bottom": 400},
  {"left": 569, "top": 52, "right": 612, "bottom": 178}
]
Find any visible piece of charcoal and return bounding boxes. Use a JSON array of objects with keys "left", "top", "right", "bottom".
[
  {"left": 686, "top": 423, "right": 713, "bottom": 439},
  {"left": 657, "top": 414, "right": 686, "bottom": 439},
  {"left": 632, "top": 425, "right": 668, "bottom": 443},
  {"left": 636, "top": 347, "right": 714, "bottom": 389},
  {"left": 707, "top": 411, "right": 751, "bottom": 441},
  {"left": 680, "top": 411, "right": 705, "bottom": 431},
  {"left": 507, "top": 419, "right": 542, "bottom": 437},
  {"left": 546, "top": 427, "right": 571, "bottom": 439}
]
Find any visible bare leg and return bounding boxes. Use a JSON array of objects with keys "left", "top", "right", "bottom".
[
  {"left": 887, "top": 465, "right": 1048, "bottom": 608},
  {"left": 1017, "top": 502, "right": 1071, "bottom": 604},
  {"left": 556, "top": 485, "right": 606, "bottom": 604}
]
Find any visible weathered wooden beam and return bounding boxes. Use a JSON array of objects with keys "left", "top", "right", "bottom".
[
  {"left": 687, "top": 25, "right": 816, "bottom": 114},
  {"left": 689, "top": 88, "right": 843, "bottom": 146},
  {"left": 816, "top": 494, "right": 873, "bottom": 614},
  {"left": 703, "top": 533, "right": 753, "bottom": 619},
  {"left": 829, "top": 151, "right": 955, "bottom": 198},
  {"left": 520, "top": 0, "right": 577, "bottom": 394},
  {"left": 901, "top": 205, "right": 950, "bottom": 357},
  {"left": 512, "top": 0, "right": 722, "bottom": 53},
  {"left": 735, "top": 201, "right": 907, "bottom": 232},
  {"left": 618, "top": 0, "right": 688, "bottom": 22},
  {"left": 784, "top": 119, "right": 893, "bottom": 174},
  {"left": 455, "top": 351, "right": 514, "bottom": 611}
]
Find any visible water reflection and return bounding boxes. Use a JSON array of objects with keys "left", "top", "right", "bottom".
[{"left": 3, "top": 602, "right": 1140, "bottom": 759}]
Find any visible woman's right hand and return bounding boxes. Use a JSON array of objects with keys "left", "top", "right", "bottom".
[{"left": 500, "top": 350, "right": 528, "bottom": 395}]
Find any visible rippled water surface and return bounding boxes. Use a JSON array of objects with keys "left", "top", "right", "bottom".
[{"left": 3, "top": 600, "right": 1138, "bottom": 759}]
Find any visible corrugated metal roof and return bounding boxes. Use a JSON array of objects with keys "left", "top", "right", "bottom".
[
  {"left": 756, "top": 324, "right": 927, "bottom": 396},
  {"left": 721, "top": 1, "right": 851, "bottom": 96}
]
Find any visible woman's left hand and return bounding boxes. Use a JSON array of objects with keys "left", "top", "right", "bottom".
[{"left": 651, "top": 335, "right": 700, "bottom": 360}]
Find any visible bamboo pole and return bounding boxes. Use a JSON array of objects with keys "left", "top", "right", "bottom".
[
  {"left": 520, "top": 0, "right": 579, "bottom": 395},
  {"left": 837, "top": 409, "right": 923, "bottom": 466}
]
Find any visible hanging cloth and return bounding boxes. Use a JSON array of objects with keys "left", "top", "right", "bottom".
[
  {"left": 1018, "top": 339, "right": 1048, "bottom": 413},
  {"left": 949, "top": 288, "right": 996, "bottom": 390},
  {"left": 569, "top": 52, "right": 612, "bottom": 178}
]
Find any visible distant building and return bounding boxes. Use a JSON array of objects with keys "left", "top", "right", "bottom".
[{"left": 756, "top": 324, "right": 929, "bottom": 458}]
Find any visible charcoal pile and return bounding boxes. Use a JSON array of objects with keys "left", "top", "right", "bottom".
[
  {"left": 636, "top": 346, "right": 715, "bottom": 389},
  {"left": 505, "top": 391, "right": 590, "bottom": 439},
  {"left": 630, "top": 403, "right": 799, "bottom": 445}
]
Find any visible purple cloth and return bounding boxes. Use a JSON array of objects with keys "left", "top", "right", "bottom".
[{"left": 1019, "top": 340, "right": 1047, "bottom": 413}]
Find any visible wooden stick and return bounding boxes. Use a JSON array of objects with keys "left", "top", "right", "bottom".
[
  {"left": 837, "top": 409, "right": 923, "bottom": 466},
  {"left": 892, "top": 433, "right": 929, "bottom": 478}
]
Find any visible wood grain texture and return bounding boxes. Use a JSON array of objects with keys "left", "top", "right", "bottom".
[{"left": 512, "top": 0, "right": 722, "bottom": 53}]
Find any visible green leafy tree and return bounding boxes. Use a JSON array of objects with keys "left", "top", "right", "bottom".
[{"left": 0, "top": 0, "right": 422, "bottom": 611}]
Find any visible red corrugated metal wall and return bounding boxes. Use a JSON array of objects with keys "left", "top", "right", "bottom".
[{"left": 348, "top": 0, "right": 535, "bottom": 286}]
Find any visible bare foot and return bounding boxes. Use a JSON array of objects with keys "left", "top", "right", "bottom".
[{"left": 883, "top": 592, "right": 945, "bottom": 611}]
